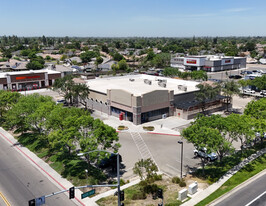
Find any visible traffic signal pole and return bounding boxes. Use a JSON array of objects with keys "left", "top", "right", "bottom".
[{"left": 117, "top": 153, "right": 121, "bottom": 206}]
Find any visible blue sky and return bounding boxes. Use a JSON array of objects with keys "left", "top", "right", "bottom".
[{"left": 1, "top": 0, "right": 266, "bottom": 37}]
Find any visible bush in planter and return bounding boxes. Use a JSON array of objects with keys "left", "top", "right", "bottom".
[
  {"left": 172, "top": 176, "right": 180, "bottom": 184},
  {"left": 143, "top": 126, "right": 155, "bottom": 131},
  {"left": 117, "top": 125, "right": 128, "bottom": 130},
  {"left": 179, "top": 180, "right": 186, "bottom": 187}
]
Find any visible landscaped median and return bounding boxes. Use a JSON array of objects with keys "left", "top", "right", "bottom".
[{"left": 195, "top": 153, "right": 266, "bottom": 206}]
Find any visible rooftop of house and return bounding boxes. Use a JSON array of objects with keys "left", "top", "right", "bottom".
[{"left": 86, "top": 74, "right": 199, "bottom": 96}]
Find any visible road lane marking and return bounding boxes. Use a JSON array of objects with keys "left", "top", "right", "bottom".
[
  {"left": 245, "top": 190, "right": 266, "bottom": 206},
  {"left": 166, "top": 164, "right": 180, "bottom": 172},
  {"left": 0, "top": 192, "right": 11, "bottom": 206}
]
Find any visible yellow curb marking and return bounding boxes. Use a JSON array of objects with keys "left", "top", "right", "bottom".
[{"left": 0, "top": 192, "right": 11, "bottom": 206}]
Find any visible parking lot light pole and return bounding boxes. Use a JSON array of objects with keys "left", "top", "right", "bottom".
[
  {"left": 178, "top": 141, "right": 183, "bottom": 179},
  {"left": 77, "top": 150, "right": 121, "bottom": 206}
]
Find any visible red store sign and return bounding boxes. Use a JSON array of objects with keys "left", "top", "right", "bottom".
[
  {"left": 186, "top": 59, "right": 197, "bottom": 64},
  {"left": 225, "top": 60, "right": 231, "bottom": 63},
  {"left": 16, "top": 75, "right": 41, "bottom": 80}
]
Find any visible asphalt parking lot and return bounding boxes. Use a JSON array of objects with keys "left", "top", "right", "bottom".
[
  {"left": 118, "top": 132, "right": 200, "bottom": 179},
  {"left": 207, "top": 63, "right": 266, "bottom": 81}
]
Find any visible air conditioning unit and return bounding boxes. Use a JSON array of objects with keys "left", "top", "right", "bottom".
[
  {"left": 144, "top": 79, "right": 152, "bottom": 85},
  {"left": 178, "top": 85, "right": 187, "bottom": 91},
  {"left": 158, "top": 82, "right": 166, "bottom": 87}
]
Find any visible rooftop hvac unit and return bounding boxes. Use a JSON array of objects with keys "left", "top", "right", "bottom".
[
  {"left": 178, "top": 85, "right": 187, "bottom": 91},
  {"left": 129, "top": 78, "right": 135, "bottom": 81},
  {"left": 158, "top": 79, "right": 167, "bottom": 83},
  {"left": 144, "top": 79, "right": 152, "bottom": 85},
  {"left": 158, "top": 82, "right": 166, "bottom": 88}
]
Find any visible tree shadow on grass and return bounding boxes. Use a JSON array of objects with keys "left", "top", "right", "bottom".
[{"left": 60, "top": 155, "right": 107, "bottom": 184}]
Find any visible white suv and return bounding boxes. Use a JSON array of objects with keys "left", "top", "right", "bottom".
[
  {"left": 193, "top": 148, "right": 218, "bottom": 161},
  {"left": 243, "top": 89, "right": 255, "bottom": 94}
]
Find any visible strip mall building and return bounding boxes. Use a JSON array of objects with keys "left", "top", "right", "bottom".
[
  {"left": 86, "top": 74, "right": 227, "bottom": 125},
  {"left": 171, "top": 55, "right": 246, "bottom": 72},
  {"left": 0, "top": 69, "right": 62, "bottom": 91}
]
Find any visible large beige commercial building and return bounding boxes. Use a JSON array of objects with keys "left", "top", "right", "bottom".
[{"left": 86, "top": 75, "right": 227, "bottom": 125}]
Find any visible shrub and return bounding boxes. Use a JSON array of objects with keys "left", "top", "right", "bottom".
[
  {"left": 132, "top": 191, "right": 146, "bottom": 200},
  {"left": 117, "top": 125, "right": 128, "bottom": 131},
  {"left": 143, "top": 184, "right": 159, "bottom": 194},
  {"left": 143, "top": 126, "right": 155, "bottom": 131},
  {"left": 179, "top": 180, "right": 186, "bottom": 187},
  {"left": 172, "top": 176, "right": 180, "bottom": 184}
]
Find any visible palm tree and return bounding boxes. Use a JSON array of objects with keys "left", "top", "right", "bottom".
[
  {"left": 221, "top": 80, "right": 240, "bottom": 112},
  {"left": 195, "top": 83, "right": 220, "bottom": 115}
]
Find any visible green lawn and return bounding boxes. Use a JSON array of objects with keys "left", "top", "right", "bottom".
[{"left": 195, "top": 154, "right": 266, "bottom": 206}]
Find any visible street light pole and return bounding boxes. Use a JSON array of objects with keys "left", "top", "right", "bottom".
[{"left": 178, "top": 141, "right": 183, "bottom": 179}]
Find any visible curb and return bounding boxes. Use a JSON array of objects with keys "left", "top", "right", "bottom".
[{"left": 147, "top": 132, "right": 180, "bottom": 136}]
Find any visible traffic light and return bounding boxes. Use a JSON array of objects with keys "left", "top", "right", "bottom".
[
  {"left": 120, "top": 190, "right": 124, "bottom": 201},
  {"left": 158, "top": 204, "right": 163, "bottom": 206},
  {"left": 121, "top": 203, "right": 124, "bottom": 206},
  {"left": 28, "top": 199, "right": 35, "bottom": 206},
  {"left": 69, "top": 187, "right": 75, "bottom": 199},
  {"left": 157, "top": 188, "right": 163, "bottom": 199}
]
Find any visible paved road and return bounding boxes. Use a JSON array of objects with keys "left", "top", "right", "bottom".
[
  {"left": 0, "top": 134, "right": 78, "bottom": 206},
  {"left": 215, "top": 172, "right": 266, "bottom": 206}
]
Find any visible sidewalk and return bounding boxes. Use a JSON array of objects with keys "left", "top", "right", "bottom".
[
  {"left": 90, "top": 110, "right": 193, "bottom": 136},
  {"left": 182, "top": 148, "right": 266, "bottom": 206}
]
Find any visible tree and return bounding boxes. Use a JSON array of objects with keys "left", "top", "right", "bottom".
[
  {"left": 26, "top": 61, "right": 43, "bottom": 70},
  {"left": 250, "top": 75, "right": 266, "bottom": 91},
  {"left": 162, "top": 67, "right": 180, "bottom": 77},
  {"left": 182, "top": 124, "right": 223, "bottom": 174},
  {"left": 133, "top": 158, "right": 158, "bottom": 182},
  {"left": 195, "top": 83, "right": 220, "bottom": 115},
  {"left": 113, "top": 52, "right": 123, "bottom": 61},
  {"left": 80, "top": 51, "right": 97, "bottom": 63},
  {"left": 117, "top": 59, "right": 129, "bottom": 71},
  {"left": 53, "top": 75, "right": 75, "bottom": 105},
  {"left": 5, "top": 94, "right": 54, "bottom": 134},
  {"left": 72, "top": 83, "right": 90, "bottom": 108},
  {"left": 0, "top": 91, "right": 21, "bottom": 123},
  {"left": 220, "top": 80, "right": 240, "bottom": 112},
  {"left": 244, "top": 98, "right": 266, "bottom": 120},
  {"left": 190, "top": 70, "right": 208, "bottom": 81}
]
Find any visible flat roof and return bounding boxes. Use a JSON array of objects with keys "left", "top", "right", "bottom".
[
  {"left": 86, "top": 74, "right": 199, "bottom": 96},
  {"left": 0, "top": 69, "right": 60, "bottom": 78}
]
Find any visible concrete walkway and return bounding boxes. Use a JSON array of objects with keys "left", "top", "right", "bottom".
[
  {"left": 90, "top": 110, "right": 193, "bottom": 136},
  {"left": 182, "top": 148, "right": 266, "bottom": 206}
]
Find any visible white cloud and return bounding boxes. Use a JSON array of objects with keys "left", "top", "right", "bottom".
[{"left": 223, "top": 8, "right": 252, "bottom": 12}]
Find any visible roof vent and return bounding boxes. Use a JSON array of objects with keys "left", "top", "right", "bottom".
[
  {"left": 144, "top": 79, "right": 152, "bottom": 85},
  {"left": 178, "top": 85, "right": 187, "bottom": 91},
  {"left": 158, "top": 82, "right": 166, "bottom": 88}
]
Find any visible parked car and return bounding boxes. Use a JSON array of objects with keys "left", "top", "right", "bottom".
[
  {"left": 243, "top": 89, "right": 255, "bottom": 94},
  {"left": 193, "top": 148, "right": 218, "bottom": 161},
  {"left": 240, "top": 71, "right": 252, "bottom": 75},
  {"left": 229, "top": 75, "right": 242, "bottom": 79},
  {"left": 99, "top": 153, "right": 122, "bottom": 169},
  {"left": 56, "top": 99, "right": 68, "bottom": 106},
  {"left": 260, "top": 90, "right": 266, "bottom": 96}
]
